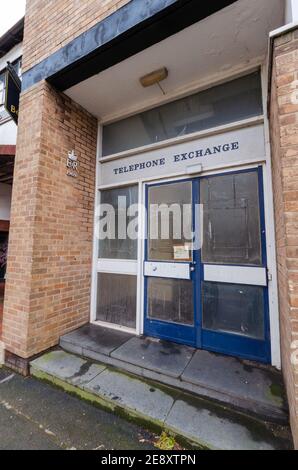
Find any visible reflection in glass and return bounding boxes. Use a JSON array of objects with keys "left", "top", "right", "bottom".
[
  {"left": 97, "top": 273, "right": 137, "bottom": 328},
  {"left": 148, "top": 181, "right": 192, "bottom": 261},
  {"left": 147, "top": 278, "right": 194, "bottom": 325},
  {"left": 202, "top": 282, "right": 264, "bottom": 339},
  {"left": 102, "top": 72, "right": 263, "bottom": 156},
  {"left": 99, "top": 185, "right": 138, "bottom": 260},
  {"left": 201, "top": 171, "right": 262, "bottom": 265}
]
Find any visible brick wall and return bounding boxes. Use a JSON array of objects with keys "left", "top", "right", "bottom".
[
  {"left": 2, "top": 81, "right": 97, "bottom": 358},
  {"left": 269, "top": 29, "right": 298, "bottom": 448},
  {"left": 2, "top": 0, "right": 131, "bottom": 366},
  {"left": 23, "top": 0, "right": 131, "bottom": 72}
]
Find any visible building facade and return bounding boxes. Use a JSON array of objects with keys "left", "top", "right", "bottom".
[
  {"left": 0, "top": 19, "right": 23, "bottom": 338},
  {"left": 0, "top": 0, "right": 298, "bottom": 447}
]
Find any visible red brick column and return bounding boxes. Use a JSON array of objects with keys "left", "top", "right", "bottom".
[
  {"left": 269, "top": 28, "right": 298, "bottom": 448},
  {"left": 2, "top": 81, "right": 97, "bottom": 372}
]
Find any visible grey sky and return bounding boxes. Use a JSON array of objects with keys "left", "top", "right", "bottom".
[{"left": 0, "top": 0, "right": 26, "bottom": 37}]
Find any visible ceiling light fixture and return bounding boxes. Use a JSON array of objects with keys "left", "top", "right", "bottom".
[{"left": 139, "top": 67, "right": 168, "bottom": 95}]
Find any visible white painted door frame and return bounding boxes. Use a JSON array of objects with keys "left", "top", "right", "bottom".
[{"left": 90, "top": 62, "right": 281, "bottom": 368}]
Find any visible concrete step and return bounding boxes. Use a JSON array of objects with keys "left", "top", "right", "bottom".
[
  {"left": 30, "top": 350, "right": 293, "bottom": 450},
  {"left": 60, "top": 324, "right": 288, "bottom": 425}
]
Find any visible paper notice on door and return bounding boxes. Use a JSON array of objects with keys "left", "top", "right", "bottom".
[{"left": 174, "top": 245, "right": 191, "bottom": 261}]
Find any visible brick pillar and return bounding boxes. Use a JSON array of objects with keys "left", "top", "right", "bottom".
[
  {"left": 2, "top": 81, "right": 97, "bottom": 373},
  {"left": 269, "top": 28, "right": 298, "bottom": 448}
]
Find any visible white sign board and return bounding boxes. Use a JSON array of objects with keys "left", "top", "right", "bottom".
[{"left": 99, "top": 124, "right": 265, "bottom": 185}]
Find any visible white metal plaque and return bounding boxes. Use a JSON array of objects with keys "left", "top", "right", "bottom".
[
  {"left": 204, "top": 265, "right": 267, "bottom": 286},
  {"left": 144, "top": 262, "right": 191, "bottom": 280}
]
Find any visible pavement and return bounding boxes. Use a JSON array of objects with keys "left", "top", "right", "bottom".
[
  {"left": 30, "top": 350, "right": 293, "bottom": 450},
  {"left": 0, "top": 366, "right": 156, "bottom": 450}
]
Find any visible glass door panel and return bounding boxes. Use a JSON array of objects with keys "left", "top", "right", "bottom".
[
  {"left": 202, "top": 282, "right": 265, "bottom": 340},
  {"left": 200, "top": 171, "right": 262, "bottom": 265},
  {"left": 147, "top": 181, "right": 193, "bottom": 262},
  {"left": 144, "top": 180, "right": 197, "bottom": 346},
  {"left": 147, "top": 278, "right": 194, "bottom": 325},
  {"left": 200, "top": 168, "right": 271, "bottom": 363}
]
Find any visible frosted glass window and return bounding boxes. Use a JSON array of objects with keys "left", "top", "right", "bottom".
[
  {"left": 99, "top": 185, "right": 138, "bottom": 260},
  {"left": 201, "top": 171, "right": 262, "bottom": 266},
  {"left": 148, "top": 181, "right": 192, "bottom": 262},
  {"left": 102, "top": 72, "right": 262, "bottom": 156},
  {"left": 147, "top": 278, "right": 194, "bottom": 326},
  {"left": 202, "top": 282, "right": 265, "bottom": 340},
  {"left": 97, "top": 273, "right": 136, "bottom": 328}
]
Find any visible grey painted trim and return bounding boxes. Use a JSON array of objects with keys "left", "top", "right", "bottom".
[
  {"left": 22, "top": 0, "right": 177, "bottom": 91},
  {"left": 22, "top": 0, "right": 238, "bottom": 92}
]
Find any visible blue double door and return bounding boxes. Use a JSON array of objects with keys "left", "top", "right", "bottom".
[{"left": 144, "top": 167, "right": 271, "bottom": 364}]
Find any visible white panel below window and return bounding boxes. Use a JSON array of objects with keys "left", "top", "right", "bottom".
[
  {"left": 97, "top": 259, "right": 138, "bottom": 275},
  {"left": 144, "top": 262, "right": 190, "bottom": 280},
  {"left": 204, "top": 264, "right": 267, "bottom": 286}
]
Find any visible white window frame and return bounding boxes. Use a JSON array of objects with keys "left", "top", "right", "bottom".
[
  {"left": 90, "top": 62, "right": 281, "bottom": 368},
  {"left": 90, "top": 127, "right": 141, "bottom": 334}
]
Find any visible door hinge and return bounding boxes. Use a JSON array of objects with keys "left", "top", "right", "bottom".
[{"left": 267, "top": 270, "right": 272, "bottom": 282}]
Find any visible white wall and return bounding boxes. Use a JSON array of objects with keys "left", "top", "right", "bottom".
[
  {"left": 0, "top": 120, "right": 17, "bottom": 145},
  {"left": 0, "top": 183, "right": 12, "bottom": 221}
]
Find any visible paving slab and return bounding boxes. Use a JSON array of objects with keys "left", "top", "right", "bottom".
[
  {"left": 31, "top": 350, "right": 105, "bottom": 386},
  {"left": 181, "top": 350, "right": 286, "bottom": 415},
  {"left": 111, "top": 336, "right": 195, "bottom": 378},
  {"left": 60, "top": 324, "right": 133, "bottom": 357},
  {"left": 85, "top": 368, "right": 178, "bottom": 424},
  {"left": 165, "top": 398, "right": 287, "bottom": 450},
  {"left": 30, "top": 351, "right": 293, "bottom": 450}
]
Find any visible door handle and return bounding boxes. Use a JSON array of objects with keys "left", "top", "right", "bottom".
[{"left": 190, "top": 262, "right": 196, "bottom": 272}]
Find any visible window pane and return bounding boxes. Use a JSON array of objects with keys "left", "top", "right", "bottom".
[
  {"left": 99, "top": 185, "right": 138, "bottom": 260},
  {"left": 102, "top": 72, "right": 263, "bottom": 156},
  {"left": 147, "top": 278, "right": 194, "bottom": 325},
  {"left": 202, "top": 282, "right": 265, "bottom": 340},
  {"left": 96, "top": 273, "right": 136, "bottom": 328},
  {"left": 201, "top": 171, "right": 262, "bottom": 265},
  {"left": 148, "top": 181, "right": 192, "bottom": 262},
  {"left": 0, "top": 72, "right": 5, "bottom": 107}
]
